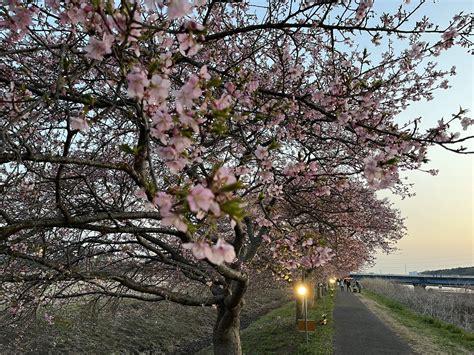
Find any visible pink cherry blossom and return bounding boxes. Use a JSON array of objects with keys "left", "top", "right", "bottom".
[
  {"left": 134, "top": 189, "right": 148, "bottom": 200},
  {"left": 45, "top": 0, "right": 60, "bottom": 8},
  {"left": 259, "top": 171, "right": 273, "bottom": 183},
  {"left": 185, "top": 20, "right": 204, "bottom": 32},
  {"left": 84, "top": 33, "right": 114, "bottom": 61},
  {"left": 166, "top": 158, "right": 188, "bottom": 173},
  {"left": 161, "top": 213, "right": 188, "bottom": 232},
  {"left": 153, "top": 192, "right": 173, "bottom": 213},
  {"left": 317, "top": 246, "right": 334, "bottom": 263},
  {"left": 214, "top": 167, "right": 237, "bottom": 187},
  {"left": 177, "top": 33, "right": 202, "bottom": 57},
  {"left": 157, "top": 146, "right": 178, "bottom": 161},
  {"left": 128, "top": 12, "right": 143, "bottom": 42},
  {"left": 151, "top": 111, "right": 174, "bottom": 143},
  {"left": 167, "top": 0, "right": 193, "bottom": 20},
  {"left": 70, "top": 116, "right": 89, "bottom": 131},
  {"left": 175, "top": 75, "right": 201, "bottom": 111},
  {"left": 170, "top": 135, "right": 192, "bottom": 153},
  {"left": 199, "top": 66, "right": 211, "bottom": 80},
  {"left": 209, "top": 201, "right": 221, "bottom": 217},
  {"left": 127, "top": 67, "right": 150, "bottom": 100},
  {"left": 11, "top": 6, "right": 33, "bottom": 31},
  {"left": 460, "top": 117, "right": 474, "bottom": 131},
  {"left": 147, "top": 75, "right": 170, "bottom": 104},
  {"left": 255, "top": 145, "right": 269, "bottom": 160},
  {"left": 302, "top": 239, "right": 313, "bottom": 247},
  {"left": 178, "top": 111, "right": 199, "bottom": 132},
  {"left": 182, "top": 240, "right": 236, "bottom": 265},
  {"left": 213, "top": 94, "right": 232, "bottom": 110},
  {"left": 187, "top": 184, "right": 215, "bottom": 213},
  {"left": 442, "top": 29, "right": 458, "bottom": 42},
  {"left": 256, "top": 218, "right": 272, "bottom": 227},
  {"left": 151, "top": 111, "right": 173, "bottom": 132},
  {"left": 315, "top": 186, "right": 331, "bottom": 196},
  {"left": 207, "top": 239, "right": 236, "bottom": 265},
  {"left": 355, "top": 0, "right": 373, "bottom": 21},
  {"left": 182, "top": 241, "right": 212, "bottom": 260}
]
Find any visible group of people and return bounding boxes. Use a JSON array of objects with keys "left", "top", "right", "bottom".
[{"left": 337, "top": 278, "right": 361, "bottom": 293}]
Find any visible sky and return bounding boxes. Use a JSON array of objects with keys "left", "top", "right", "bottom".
[
  {"left": 246, "top": 0, "right": 472, "bottom": 274},
  {"left": 363, "top": 1, "right": 473, "bottom": 274}
]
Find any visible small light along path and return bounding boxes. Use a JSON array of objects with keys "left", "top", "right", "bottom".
[{"left": 333, "top": 290, "right": 414, "bottom": 355}]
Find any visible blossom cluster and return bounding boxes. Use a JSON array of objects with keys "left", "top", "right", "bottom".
[{"left": 182, "top": 239, "right": 236, "bottom": 265}]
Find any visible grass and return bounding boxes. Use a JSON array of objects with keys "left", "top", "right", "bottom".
[
  {"left": 360, "top": 278, "right": 473, "bottom": 332},
  {"left": 362, "top": 289, "right": 474, "bottom": 353},
  {"left": 240, "top": 291, "right": 335, "bottom": 355},
  {"left": 1, "top": 285, "right": 291, "bottom": 354}
]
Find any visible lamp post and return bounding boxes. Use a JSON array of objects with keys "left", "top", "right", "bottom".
[{"left": 296, "top": 284, "right": 309, "bottom": 344}]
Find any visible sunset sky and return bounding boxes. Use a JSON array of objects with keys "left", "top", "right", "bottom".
[{"left": 364, "top": 1, "right": 473, "bottom": 274}]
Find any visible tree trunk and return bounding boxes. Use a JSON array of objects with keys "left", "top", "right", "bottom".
[{"left": 213, "top": 301, "right": 243, "bottom": 355}]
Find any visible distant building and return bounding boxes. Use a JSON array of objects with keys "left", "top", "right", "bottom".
[{"left": 409, "top": 271, "right": 419, "bottom": 276}]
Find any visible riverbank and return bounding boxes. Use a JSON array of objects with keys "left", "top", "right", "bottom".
[{"left": 359, "top": 289, "right": 474, "bottom": 354}]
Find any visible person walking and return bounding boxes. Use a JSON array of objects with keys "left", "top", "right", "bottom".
[
  {"left": 355, "top": 280, "right": 362, "bottom": 293},
  {"left": 345, "top": 278, "right": 351, "bottom": 292},
  {"left": 339, "top": 279, "right": 344, "bottom": 291}
]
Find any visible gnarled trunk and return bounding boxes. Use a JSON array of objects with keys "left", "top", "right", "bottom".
[{"left": 213, "top": 301, "right": 243, "bottom": 355}]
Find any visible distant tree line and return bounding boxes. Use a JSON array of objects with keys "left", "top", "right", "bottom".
[{"left": 420, "top": 267, "right": 474, "bottom": 276}]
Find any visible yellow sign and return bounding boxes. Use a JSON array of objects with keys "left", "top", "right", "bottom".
[{"left": 297, "top": 319, "right": 316, "bottom": 332}]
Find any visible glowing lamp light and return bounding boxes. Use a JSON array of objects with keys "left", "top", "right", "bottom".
[
  {"left": 297, "top": 285, "right": 307, "bottom": 296},
  {"left": 329, "top": 278, "right": 336, "bottom": 284}
]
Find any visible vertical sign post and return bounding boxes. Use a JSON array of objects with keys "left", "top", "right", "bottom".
[
  {"left": 304, "top": 290, "right": 308, "bottom": 343},
  {"left": 297, "top": 284, "right": 309, "bottom": 344}
]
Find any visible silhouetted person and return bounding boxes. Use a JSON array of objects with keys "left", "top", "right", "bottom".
[
  {"left": 339, "top": 279, "right": 344, "bottom": 291},
  {"left": 355, "top": 281, "right": 362, "bottom": 293}
]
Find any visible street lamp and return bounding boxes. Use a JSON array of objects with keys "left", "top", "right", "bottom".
[
  {"left": 296, "top": 283, "right": 309, "bottom": 344},
  {"left": 297, "top": 285, "right": 307, "bottom": 296}
]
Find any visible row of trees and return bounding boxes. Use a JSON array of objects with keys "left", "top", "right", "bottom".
[{"left": 1, "top": 0, "right": 472, "bottom": 353}]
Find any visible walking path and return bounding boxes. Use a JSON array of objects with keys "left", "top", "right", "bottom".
[{"left": 333, "top": 290, "right": 414, "bottom": 355}]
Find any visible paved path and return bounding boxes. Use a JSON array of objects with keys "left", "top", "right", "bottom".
[{"left": 333, "top": 290, "right": 414, "bottom": 355}]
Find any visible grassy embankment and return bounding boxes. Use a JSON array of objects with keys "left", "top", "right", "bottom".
[
  {"left": 1, "top": 286, "right": 291, "bottom": 354},
  {"left": 240, "top": 291, "right": 335, "bottom": 355},
  {"left": 361, "top": 289, "right": 474, "bottom": 354}
]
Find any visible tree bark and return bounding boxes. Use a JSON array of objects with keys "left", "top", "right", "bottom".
[
  {"left": 213, "top": 300, "right": 243, "bottom": 355},
  {"left": 212, "top": 274, "right": 248, "bottom": 355}
]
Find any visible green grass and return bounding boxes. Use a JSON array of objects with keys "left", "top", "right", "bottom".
[
  {"left": 240, "top": 291, "right": 335, "bottom": 355},
  {"left": 362, "top": 289, "right": 474, "bottom": 353}
]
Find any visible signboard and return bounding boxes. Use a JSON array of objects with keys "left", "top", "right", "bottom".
[{"left": 297, "top": 319, "right": 316, "bottom": 332}]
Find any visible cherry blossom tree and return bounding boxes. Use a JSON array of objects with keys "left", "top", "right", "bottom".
[{"left": 1, "top": 0, "right": 473, "bottom": 353}]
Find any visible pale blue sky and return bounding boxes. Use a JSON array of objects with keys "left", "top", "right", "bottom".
[
  {"left": 364, "top": 1, "right": 473, "bottom": 274},
  {"left": 247, "top": 0, "right": 473, "bottom": 273}
]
